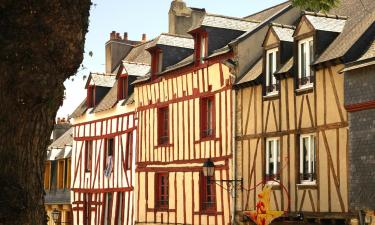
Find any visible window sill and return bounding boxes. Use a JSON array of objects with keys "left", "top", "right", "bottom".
[
  {"left": 296, "top": 85, "right": 313, "bottom": 95},
  {"left": 194, "top": 210, "right": 222, "bottom": 216},
  {"left": 265, "top": 180, "right": 281, "bottom": 189},
  {"left": 297, "top": 182, "right": 317, "bottom": 189},
  {"left": 195, "top": 136, "right": 220, "bottom": 143},
  {"left": 263, "top": 93, "right": 279, "bottom": 101},
  {"left": 154, "top": 143, "right": 173, "bottom": 148}
]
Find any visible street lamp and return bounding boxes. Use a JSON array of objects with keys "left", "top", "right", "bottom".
[
  {"left": 51, "top": 209, "right": 61, "bottom": 224},
  {"left": 202, "top": 158, "right": 243, "bottom": 191}
]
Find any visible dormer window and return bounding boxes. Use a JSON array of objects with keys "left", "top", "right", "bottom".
[
  {"left": 298, "top": 37, "right": 314, "bottom": 88},
  {"left": 193, "top": 31, "right": 208, "bottom": 65},
  {"left": 200, "top": 34, "right": 207, "bottom": 64},
  {"left": 151, "top": 49, "right": 163, "bottom": 77},
  {"left": 265, "top": 48, "right": 278, "bottom": 95},
  {"left": 117, "top": 75, "right": 128, "bottom": 100},
  {"left": 87, "top": 86, "right": 95, "bottom": 108}
]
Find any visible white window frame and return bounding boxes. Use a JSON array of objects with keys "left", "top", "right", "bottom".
[
  {"left": 299, "top": 134, "right": 316, "bottom": 184},
  {"left": 200, "top": 35, "right": 207, "bottom": 64},
  {"left": 265, "top": 48, "right": 278, "bottom": 95},
  {"left": 298, "top": 37, "right": 314, "bottom": 89},
  {"left": 265, "top": 138, "right": 280, "bottom": 182}
]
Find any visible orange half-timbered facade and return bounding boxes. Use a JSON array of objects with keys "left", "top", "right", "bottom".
[
  {"left": 133, "top": 15, "right": 259, "bottom": 225},
  {"left": 233, "top": 11, "right": 365, "bottom": 223}
]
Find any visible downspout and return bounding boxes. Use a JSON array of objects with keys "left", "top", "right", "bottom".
[{"left": 231, "top": 86, "right": 237, "bottom": 225}]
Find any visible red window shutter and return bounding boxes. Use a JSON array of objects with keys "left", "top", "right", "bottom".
[{"left": 117, "top": 77, "right": 123, "bottom": 100}]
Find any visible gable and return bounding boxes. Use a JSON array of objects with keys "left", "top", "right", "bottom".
[
  {"left": 294, "top": 16, "right": 314, "bottom": 37},
  {"left": 263, "top": 28, "right": 280, "bottom": 48}
]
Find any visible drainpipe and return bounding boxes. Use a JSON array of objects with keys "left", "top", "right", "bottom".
[{"left": 231, "top": 87, "right": 237, "bottom": 225}]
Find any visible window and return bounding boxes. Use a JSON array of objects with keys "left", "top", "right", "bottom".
[
  {"left": 155, "top": 173, "right": 169, "bottom": 209},
  {"left": 115, "top": 192, "right": 124, "bottom": 225},
  {"left": 103, "top": 192, "right": 113, "bottom": 225},
  {"left": 200, "top": 97, "right": 215, "bottom": 138},
  {"left": 125, "top": 133, "right": 132, "bottom": 170},
  {"left": 44, "top": 162, "right": 51, "bottom": 190},
  {"left": 87, "top": 86, "right": 95, "bottom": 108},
  {"left": 200, "top": 173, "right": 216, "bottom": 212},
  {"left": 265, "top": 138, "right": 280, "bottom": 181},
  {"left": 57, "top": 160, "right": 65, "bottom": 189},
  {"left": 300, "top": 134, "right": 316, "bottom": 183},
  {"left": 50, "top": 160, "right": 58, "bottom": 190},
  {"left": 298, "top": 37, "right": 314, "bottom": 87},
  {"left": 158, "top": 107, "right": 169, "bottom": 145},
  {"left": 200, "top": 34, "right": 207, "bottom": 64},
  {"left": 118, "top": 75, "right": 128, "bottom": 100},
  {"left": 85, "top": 140, "right": 93, "bottom": 172},
  {"left": 151, "top": 50, "right": 163, "bottom": 76},
  {"left": 65, "top": 159, "right": 71, "bottom": 189},
  {"left": 265, "top": 48, "right": 279, "bottom": 94},
  {"left": 104, "top": 138, "right": 114, "bottom": 177}
]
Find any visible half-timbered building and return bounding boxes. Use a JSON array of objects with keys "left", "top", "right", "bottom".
[
  {"left": 132, "top": 13, "right": 261, "bottom": 225},
  {"left": 233, "top": 0, "right": 374, "bottom": 223},
  {"left": 70, "top": 32, "right": 150, "bottom": 225}
]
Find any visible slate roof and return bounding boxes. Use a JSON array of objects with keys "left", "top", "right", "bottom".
[
  {"left": 304, "top": 12, "right": 347, "bottom": 33},
  {"left": 154, "top": 33, "right": 194, "bottom": 49},
  {"left": 244, "top": 1, "right": 291, "bottom": 21},
  {"left": 275, "top": 57, "right": 294, "bottom": 75},
  {"left": 70, "top": 99, "right": 87, "bottom": 118},
  {"left": 93, "top": 80, "right": 119, "bottom": 113},
  {"left": 198, "top": 14, "right": 259, "bottom": 31},
  {"left": 49, "top": 127, "right": 73, "bottom": 149},
  {"left": 86, "top": 73, "right": 116, "bottom": 88},
  {"left": 123, "top": 40, "right": 154, "bottom": 64},
  {"left": 235, "top": 58, "right": 263, "bottom": 85},
  {"left": 271, "top": 24, "right": 295, "bottom": 42},
  {"left": 342, "top": 39, "right": 375, "bottom": 72},
  {"left": 315, "top": 6, "right": 375, "bottom": 64},
  {"left": 122, "top": 61, "right": 150, "bottom": 76}
]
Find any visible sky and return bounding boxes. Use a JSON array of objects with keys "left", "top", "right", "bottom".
[{"left": 56, "top": 0, "right": 286, "bottom": 118}]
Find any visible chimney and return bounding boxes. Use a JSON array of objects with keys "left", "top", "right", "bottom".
[
  {"left": 110, "top": 31, "right": 116, "bottom": 40},
  {"left": 106, "top": 30, "right": 134, "bottom": 73},
  {"left": 52, "top": 117, "right": 71, "bottom": 141},
  {"left": 142, "top": 33, "right": 147, "bottom": 42}
]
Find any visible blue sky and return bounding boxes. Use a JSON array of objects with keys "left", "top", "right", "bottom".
[{"left": 57, "top": 0, "right": 286, "bottom": 118}]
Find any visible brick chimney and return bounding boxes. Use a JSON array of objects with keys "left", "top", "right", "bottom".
[
  {"left": 142, "top": 33, "right": 147, "bottom": 42},
  {"left": 124, "top": 32, "right": 128, "bottom": 41},
  {"left": 110, "top": 31, "right": 116, "bottom": 40}
]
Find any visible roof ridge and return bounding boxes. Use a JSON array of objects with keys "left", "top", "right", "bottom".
[
  {"left": 160, "top": 32, "right": 193, "bottom": 39},
  {"left": 244, "top": 0, "right": 291, "bottom": 19},
  {"left": 270, "top": 22, "right": 296, "bottom": 29},
  {"left": 303, "top": 11, "right": 348, "bottom": 20},
  {"left": 206, "top": 13, "right": 260, "bottom": 23},
  {"left": 132, "top": 38, "right": 156, "bottom": 48}
]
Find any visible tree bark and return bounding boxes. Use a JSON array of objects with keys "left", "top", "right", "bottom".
[{"left": 0, "top": 0, "right": 91, "bottom": 224}]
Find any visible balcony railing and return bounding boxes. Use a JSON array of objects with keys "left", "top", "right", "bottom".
[{"left": 45, "top": 188, "right": 71, "bottom": 204}]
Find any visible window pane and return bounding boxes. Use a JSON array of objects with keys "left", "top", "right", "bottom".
[
  {"left": 301, "top": 43, "right": 306, "bottom": 78},
  {"left": 302, "top": 137, "right": 309, "bottom": 179},
  {"left": 309, "top": 40, "right": 314, "bottom": 77}
]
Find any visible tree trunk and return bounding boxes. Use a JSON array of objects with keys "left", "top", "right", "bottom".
[{"left": 0, "top": 1, "right": 91, "bottom": 224}]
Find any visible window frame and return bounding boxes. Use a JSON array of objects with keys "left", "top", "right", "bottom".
[
  {"left": 155, "top": 173, "right": 169, "bottom": 210},
  {"left": 87, "top": 85, "right": 95, "bottom": 108},
  {"left": 84, "top": 140, "right": 93, "bottom": 172},
  {"left": 200, "top": 96, "right": 215, "bottom": 139},
  {"left": 298, "top": 37, "right": 314, "bottom": 89},
  {"left": 200, "top": 172, "right": 217, "bottom": 213},
  {"left": 104, "top": 138, "right": 114, "bottom": 176},
  {"left": 118, "top": 75, "right": 128, "bottom": 100},
  {"left": 299, "top": 134, "right": 316, "bottom": 184},
  {"left": 265, "top": 138, "right": 280, "bottom": 182},
  {"left": 157, "top": 106, "right": 169, "bottom": 146},
  {"left": 265, "top": 48, "right": 279, "bottom": 95}
]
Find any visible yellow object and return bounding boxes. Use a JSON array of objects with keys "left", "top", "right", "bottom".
[{"left": 244, "top": 185, "right": 284, "bottom": 225}]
